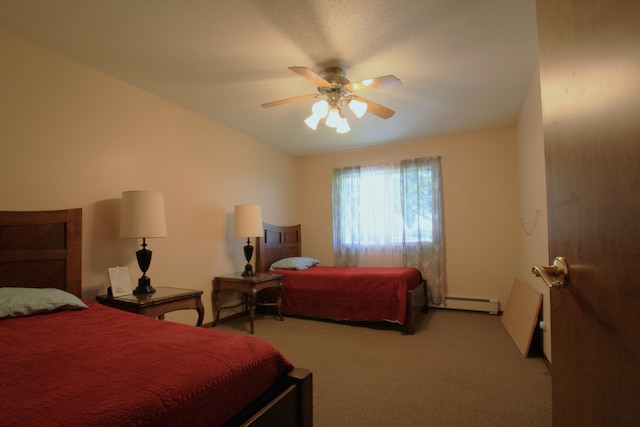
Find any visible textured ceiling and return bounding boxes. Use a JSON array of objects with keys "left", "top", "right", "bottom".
[{"left": 0, "top": 0, "right": 539, "bottom": 157}]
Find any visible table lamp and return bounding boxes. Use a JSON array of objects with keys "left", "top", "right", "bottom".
[
  {"left": 234, "top": 204, "right": 263, "bottom": 276},
  {"left": 120, "top": 191, "right": 168, "bottom": 294}
]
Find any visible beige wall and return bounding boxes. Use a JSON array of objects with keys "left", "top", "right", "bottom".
[
  {"left": 516, "top": 65, "right": 551, "bottom": 360},
  {"left": 1, "top": 29, "right": 551, "bottom": 360},
  {"left": 0, "top": 29, "right": 298, "bottom": 325},
  {"left": 297, "top": 128, "right": 521, "bottom": 309},
  {"left": 297, "top": 74, "right": 551, "bottom": 360}
]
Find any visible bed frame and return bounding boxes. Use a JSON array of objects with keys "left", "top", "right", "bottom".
[
  {"left": 256, "top": 223, "right": 428, "bottom": 334},
  {"left": 0, "top": 209, "right": 312, "bottom": 427}
]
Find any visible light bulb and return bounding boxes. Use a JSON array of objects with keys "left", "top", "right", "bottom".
[
  {"left": 336, "top": 116, "right": 350, "bottom": 133},
  {"left": 325, "top": 108, "right": 341, "bottom": 128},
  {"left": 348, "top": 99, "right": 368, "bottom": 118}
]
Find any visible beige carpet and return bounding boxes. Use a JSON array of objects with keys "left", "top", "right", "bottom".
[{"left": 213, "top": 309, "right": 552, "bottom": 427}]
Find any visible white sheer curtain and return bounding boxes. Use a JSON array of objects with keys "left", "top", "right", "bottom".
[{"left": 332, "top": 157, "right": 446, "bottom": 304}]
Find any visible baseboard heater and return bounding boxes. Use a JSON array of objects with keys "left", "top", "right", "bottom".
[{"left": 443, "top": 296, "right": 500, "bottom": 315}]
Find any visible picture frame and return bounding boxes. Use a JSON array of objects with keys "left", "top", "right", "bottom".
[{"left": 108, "top": 266, "right": 133, "bottom": 297}]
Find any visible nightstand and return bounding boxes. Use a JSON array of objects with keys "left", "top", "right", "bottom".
[
  {"left": 213, "top": 272, "right": 283, "bottom": 334},
  {"left": 96, "top": 286, "right": 205, "bottom": 326}
]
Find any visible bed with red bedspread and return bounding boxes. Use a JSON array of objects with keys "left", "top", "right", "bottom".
[
  {"left": 256, "top": 223, "right": 428, "bottom": 334},
  {"left": 0, "top": 209, "right": 312, "bottom": 427},
  {"left": 0, "top": 300, "right": 294, "bottom": 426}
]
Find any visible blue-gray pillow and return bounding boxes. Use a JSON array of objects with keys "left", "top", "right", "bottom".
[
  {"left": 0, "top": 287, "right": 88, "bottom": 318},
  {"left": 269, "top": 257, "right": 320, "bottom": 271}
]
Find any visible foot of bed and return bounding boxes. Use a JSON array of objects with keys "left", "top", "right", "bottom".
[
  {"left": 289, "top": 368, "right": 313, "bottom": 427},
  {"left": 404, "top": 279, "right": 428, "bottom": 334},
  {"left": 234, "top": 368, "right": 313, "bottom": 427},
  {"left": 403, "top": 324, "right": 416, "bottom": 335}
]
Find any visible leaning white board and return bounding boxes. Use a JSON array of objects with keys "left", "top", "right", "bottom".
[{"left": 501, "top": 278, "right": 542, "bottom": 357}]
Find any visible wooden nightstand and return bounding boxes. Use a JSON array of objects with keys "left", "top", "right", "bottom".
[
  {"left": 96, "top": 286, "right": 205, "bottom": 326},
  {"left": 213, "top": 272, "right": 283, "bottom": 334}
]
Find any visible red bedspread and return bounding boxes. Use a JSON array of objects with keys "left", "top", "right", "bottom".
[
  {"left": 270, "top": 266, "right": 422, "bottom": 324},
  {"left": 0, "top": 301, "right": 293, "bottom": 427}
]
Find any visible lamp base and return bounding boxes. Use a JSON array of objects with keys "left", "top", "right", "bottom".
[
  {"left": 133, "top": 240, "right": 155, "bottom": 294},
  {"left": 241, "top": 263, "right": 256, "bottom": 277},
  {"left": 133, "top": 276, "right": 156, "bottom": 294},
  {"left": 241, "top": 238, "right": 257, "bottom": 276}
]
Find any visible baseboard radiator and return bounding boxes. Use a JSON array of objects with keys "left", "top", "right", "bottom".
[{"left": 443, "top": 296, "right": 500, "bottom": 315}]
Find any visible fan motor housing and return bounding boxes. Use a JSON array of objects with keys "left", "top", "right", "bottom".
[{"left": 319, "top": 67, "right": 349, "bottom": 93}]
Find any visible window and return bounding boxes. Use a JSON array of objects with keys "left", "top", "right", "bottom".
[
  {"left": 335, "top": 164, "right": 434, "bottom": 244},
  {"left": 332, "top": 156, "right": 446, "bottom": 304}
]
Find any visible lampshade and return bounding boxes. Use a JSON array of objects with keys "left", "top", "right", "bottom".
[
  {"left": 325, "top": 108, "right": 341, "bottom": 128},
  {"left": 234, "top": 204, "right": 263, "bottom": 238},
  {"left": 336, "top": 116, "right": 350, "bottom": 134},
  {"left": 304, "top": 100, "right": 329, "bottom": 130},
  {"left": 304, "top": 114, "right": 323, "bottom": 130},
  {"left": 311, "top": 99, "right": 329, "bottom": 117},
  {"left": 348, "top": 98, "right": 368, "bottom": 118},
  {"left": 120, "top": 191, "right": 168, "bottom": 238}
]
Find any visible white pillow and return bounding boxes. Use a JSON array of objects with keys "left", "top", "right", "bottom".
[
  {"left": 269, "top": 257, "right": 320, "bottom": 271},
  {"left": 0, "top": 287, "right": 88, "bottom": 318}
]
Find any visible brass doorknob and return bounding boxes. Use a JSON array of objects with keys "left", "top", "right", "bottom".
[{"left": 532, "top": 257, "right": 569, "bottom": 288}]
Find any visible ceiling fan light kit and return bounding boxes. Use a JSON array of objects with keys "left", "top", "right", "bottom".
[{"left": 262, "top": 66, "right": 401, "bottom": 134}]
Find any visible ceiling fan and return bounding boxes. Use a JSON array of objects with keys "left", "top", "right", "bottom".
[{"left": 261, "top": 66, "right": 402, "bottom": 133}]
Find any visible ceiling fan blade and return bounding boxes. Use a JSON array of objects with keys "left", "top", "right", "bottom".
[
  {"left": 345, "top": 75, "right": 402, "bottom": 92},
  {"left": 261, "top": 94, "right": 320, "bottom": 108},
  {"left": 289, "top": 66, "right": 332, "bottom": 88},
  {"left": 349, "top": 95, "right": 395, "bottom": 119}
]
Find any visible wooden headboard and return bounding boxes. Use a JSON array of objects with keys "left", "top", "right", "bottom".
[
  {"left": 0, "top": 208, "right": 82, "bottom": 297},
  {"left": 255, "top": 223, "right": 302, "bottom": 273}
]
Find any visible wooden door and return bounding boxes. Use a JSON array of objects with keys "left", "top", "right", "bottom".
[{"left": 536, "top": 0, "right": 640, "bottom": 425}]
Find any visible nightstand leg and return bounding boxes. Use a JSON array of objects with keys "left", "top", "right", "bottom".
[
  {"left": 248, "top": 289, "right": 257, "bottom": 334},
  {"left": 276, "top": 280, "right": 283, "bottom": 321},
  {"left": 213, "top": 288, "right": 220, "bottom": 326},
  {"left": 195, "top": 297, "right": 204, "bottom": 327}
]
